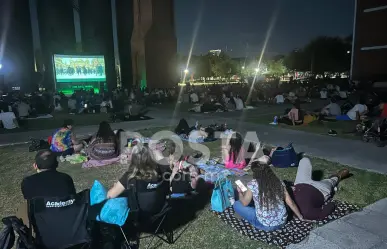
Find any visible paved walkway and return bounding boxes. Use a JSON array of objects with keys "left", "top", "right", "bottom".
[{"left": 287, "top": 198, "right": 387, "bottom": 249}]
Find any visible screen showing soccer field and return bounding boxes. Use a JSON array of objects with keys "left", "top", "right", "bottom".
[{"left": 53, "top": 54, "right": 106, "bottom": 83}]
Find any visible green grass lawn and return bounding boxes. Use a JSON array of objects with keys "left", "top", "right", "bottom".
[
  {"left": 1, "top": 127, "right": 386, "bottom": 249},
  {"left": 247, "top": 114, "right": 361, "bottom": 139}
]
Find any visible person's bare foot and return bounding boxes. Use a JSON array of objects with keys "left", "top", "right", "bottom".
[{"left": 331, "top": 169, "right": 350, "bottom": 181}]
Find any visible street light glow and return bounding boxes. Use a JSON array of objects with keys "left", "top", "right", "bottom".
[
  {"left": 347, "top": 51, "right": 351, "bottom": 54},
  {"left": 184, "top": 69, "right": 189, "bottom": 74}
]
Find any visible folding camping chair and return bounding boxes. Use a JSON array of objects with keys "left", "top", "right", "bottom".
[
  {"left": 126, "top": 179, "right": 174, "bottom": 249},
  {"left": 27, "top": 190, "right": 91, "bottom": 249}
]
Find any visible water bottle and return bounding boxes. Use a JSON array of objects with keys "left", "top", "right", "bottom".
[
  {"left": 273, "top": 116, "right": 278, "bottom": 125},
  {"left": 229, "top": 193, "right": 235, "bottom": 205}
]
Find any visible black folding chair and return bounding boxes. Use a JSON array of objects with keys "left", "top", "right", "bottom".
[
  {"left": 126, "top": 179, "right": 174, "bottom": 249},
  {"left": 27, "top": 190, "right": 91, "bottom": 249}
]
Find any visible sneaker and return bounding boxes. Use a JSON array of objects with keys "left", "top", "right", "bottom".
[{"left": 328, "top": 130, "right": 337, "bottom": 136}]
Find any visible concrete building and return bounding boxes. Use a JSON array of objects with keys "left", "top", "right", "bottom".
[
  {"left": 351, "top": 0, "right": 387, "bottom": 81},
  {"left": 0, "top": 0, "right": 35, "bottom": 92},
  {"left": 209, "top": 49, "right": 222, "bottom": 56},
  {"left": 0, "top": 0, "right": 177, "bottom": 91},
  {"left": 131, "top": 0, "right": 177, "bottom": 89}
]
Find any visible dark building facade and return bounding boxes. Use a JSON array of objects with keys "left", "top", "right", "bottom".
[
  {"left": 131, "top": 0, "right": 177, "bottom": 89},
  {"left": 351, "top": 0, "right": 387, "bottom": 81},
  {"left": 79, "top": 0, "right": 116, "bottom": 90},
  {"left": 1, "top": 0, "right": 176, "bottom": 91},
  {"left": 36, "top": 0, "right": 76, "bottom": 89},
  {"left": 0, "top": 0, "right": 34, "bottom": 91},
  {"left": 116, "top": 0, "right": 134, "bottom": 89}
]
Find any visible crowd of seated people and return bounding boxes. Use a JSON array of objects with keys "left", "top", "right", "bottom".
[{"left": 12, "top": 119, "right": 356, "bottom": 248}]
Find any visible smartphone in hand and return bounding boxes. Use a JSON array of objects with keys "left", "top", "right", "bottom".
[{"left": 235, "top": 180, "right": 247, "bottom": 192}]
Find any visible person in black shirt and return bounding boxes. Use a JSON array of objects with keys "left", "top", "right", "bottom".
[
  {"left": 17, "top": 150, "right": 76, "bottom": 227},
  {"left": 21, "top": 150, "right": 76, "bottom": 199},
  {"left": 107, "top": 144, "right": 168, "bottom": 216}
]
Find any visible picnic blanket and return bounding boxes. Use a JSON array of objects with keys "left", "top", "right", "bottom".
[
  {"left": 177, "top": 134, "right": 218, "bottom": 143},
  {"left": 82, "top": 156, "right": 120, "bottom": 168},
  {"left": 213, "top": 201, "right": 360, "bottom": 249},
  {"left": 196, "top": 158, "right": 247, "bottom": 182}
]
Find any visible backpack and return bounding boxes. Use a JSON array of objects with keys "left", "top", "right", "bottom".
[
  {"left": 28, "top": 139, "right": 50, "bottom": 152},
  {"left": 0, "top": 217, "right": 35, "bottom": 249},
  {"left": 271, "top": 143, "right": 298, "bottom": 168}
]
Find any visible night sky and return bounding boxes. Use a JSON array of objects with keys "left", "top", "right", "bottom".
[{"left": 175, "top": 0, "right": 355, "bottom": 57}]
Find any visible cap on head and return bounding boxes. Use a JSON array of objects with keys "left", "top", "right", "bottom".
[{"left": 35, "top": 150, "right": 58, "bottom": 170}]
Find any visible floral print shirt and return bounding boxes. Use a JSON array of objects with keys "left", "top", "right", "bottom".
[{"left": 247, "top": 179, "right": 287, "bottom": 227}]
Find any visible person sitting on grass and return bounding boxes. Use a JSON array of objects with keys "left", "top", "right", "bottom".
[
  {"left": 221, "top": 132, "right": 247, "bottom": 170},
  {"left": 336, "top": 97, "right": 368, "bottom": 121},
  {"left": 234, "top": 160, "right": 304, "bottom": 231},
  {"left": 278, "top": 102, "right": 302, "bottom": 126},
  {"left": 87, "top": 121, "right": 118, "bottom": 160},
  {"left": 292, "top": 157, "right": 349, "bottom": 220},
  {"left": 320, "top": 98, "right": 341, "bottom": 118},
  {"left": 50, "top": 119, "right": 84, "bottom": 156}
]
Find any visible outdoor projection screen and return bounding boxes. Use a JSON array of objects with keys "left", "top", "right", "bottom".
[{"left": 53, "top": 54, "right": 106, "bottom": 83}]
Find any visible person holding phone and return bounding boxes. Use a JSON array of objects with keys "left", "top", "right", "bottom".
[{"left": 233, "top": 160, "right": 304, "bottom": 231}]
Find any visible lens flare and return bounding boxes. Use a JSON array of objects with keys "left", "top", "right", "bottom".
[
  {"left": 171, "top": 0, "right": 204, "bottom": 125},
  {"left": 237, "top": 3, "right": 280, "bottom": 130}
]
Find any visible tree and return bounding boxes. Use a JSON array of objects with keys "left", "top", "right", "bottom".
[
  {"left": 266, "top": 58, "right": 288, "bottom": 78},
  {"left": 209, "top": 52, "right": 237, "bottom": 78},
  {"left": 285, "top": 36, "right": 352, "bottom": 75},
  {"left": 194, "top": 55, "right": 212, "bottom": 78}
]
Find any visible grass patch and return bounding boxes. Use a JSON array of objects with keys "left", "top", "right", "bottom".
[
  {"left": 1, "top": 127, "right": 386, "bottom": 248},
  {"left": 247, "top": 114, "right": 360, "bottom": 139}
]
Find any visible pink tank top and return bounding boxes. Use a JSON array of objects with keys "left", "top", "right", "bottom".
[{"left": 225, "top": 151, "right": 247, "bottom": 169}]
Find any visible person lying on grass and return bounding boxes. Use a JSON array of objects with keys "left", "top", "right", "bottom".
[
  {"left": 336, "top": 97, "right": 368, "bottom": 121},
  {"left": 292, "top": 158, "right": 350, "bottom": 220},
  {"left": 234, "top": 160, "right": 305, "bottom": 231}
]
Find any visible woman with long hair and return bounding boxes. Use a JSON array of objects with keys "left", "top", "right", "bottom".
[
  {"left": 222, "top": 132, "right": 247, "bottom": 169},
  {"left": 107, "top": 144, "right": 168, "bottom": 215},
  {"left": 234, "top": 160, "right": 303, "bottom": 231},
  {"left": 87, "top": 121, "right": 118, "bottom": 160}
]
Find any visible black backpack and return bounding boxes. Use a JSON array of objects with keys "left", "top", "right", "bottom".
[
  {"left": 28, "top": 139, "right": 50, "bottom": 152},
  {"left": 0, "top": 216, "right": 35, "bottom": 249}
]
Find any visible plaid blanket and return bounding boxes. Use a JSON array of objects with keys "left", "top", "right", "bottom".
[{"left": 213, "top": 201, "right": 360, "bottom": 248}]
